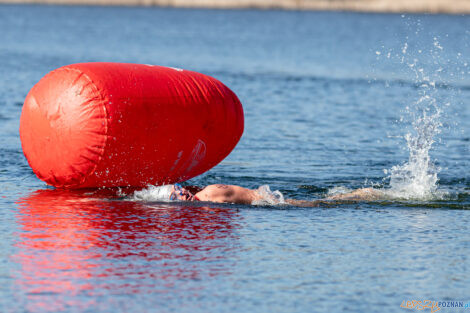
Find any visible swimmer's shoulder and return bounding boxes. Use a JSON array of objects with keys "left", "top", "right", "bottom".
[{"left": 195, "top": 184, "right": 255, "bottom": 204}]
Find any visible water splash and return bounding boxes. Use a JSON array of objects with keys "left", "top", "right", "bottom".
[
  {"left": 384, "top": 99, "right": 443, "bottom": 200},
  {"left": 130, "top": 185, "right": 174, "bottom": 202},
  {"left": 383, "top": 35, "right": 448, "bottom": 200}
]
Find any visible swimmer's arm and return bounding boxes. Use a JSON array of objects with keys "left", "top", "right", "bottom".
[
  {"left": 286, "top": 188, "right": 384, "bottom": 206},
  {"left": 285, "top": 199, "right": 327, "bottom": 207},
  {"left": 325, "top": 188, "right": 383, "bottom": 201},
  {"left": 285, "top": 188, "right": 384, "bottom": 207}
]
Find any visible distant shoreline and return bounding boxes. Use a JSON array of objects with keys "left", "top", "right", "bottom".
[{"left": 1, "top": 0, "right": 470, "bottom": 14}]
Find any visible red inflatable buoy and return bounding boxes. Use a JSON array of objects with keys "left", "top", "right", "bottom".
[{"left": 20, "top": 63, "right": 244, "bottom": 188}]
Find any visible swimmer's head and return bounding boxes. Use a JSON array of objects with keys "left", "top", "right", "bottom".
[{"left": 170, "top": 183, "right": 197, "bottom": 201}]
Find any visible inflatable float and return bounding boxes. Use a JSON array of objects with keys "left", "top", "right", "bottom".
[{"left": 20, "top": 63, "right": 244, "bottom": 188}]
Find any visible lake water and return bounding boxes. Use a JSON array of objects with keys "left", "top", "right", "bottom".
[{"left": 1, "top": 4, "right": 469, "bottom": 313}]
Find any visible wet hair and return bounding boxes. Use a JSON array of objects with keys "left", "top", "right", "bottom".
[{"left": 184, "top": 185, "right": 203, "bottom": 195}]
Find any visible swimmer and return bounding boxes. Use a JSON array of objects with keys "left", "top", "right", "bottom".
[{"left": 168, "top": 183, "right": 384, "bottom": 207}]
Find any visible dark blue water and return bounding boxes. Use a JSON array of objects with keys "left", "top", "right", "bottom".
[{"left": 1, "top": 4, "right": 469, "bottom": 313}]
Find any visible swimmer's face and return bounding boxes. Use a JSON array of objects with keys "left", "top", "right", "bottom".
[
  {"left": 170, "top": 185, "right": 197, "bottom": 201},
  {"left": 179, "top": 187, "right": 196, "bottom": 201}
]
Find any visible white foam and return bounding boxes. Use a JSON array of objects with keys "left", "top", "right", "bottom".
[
  {"left": 130, "top": 185, "right": 173, "bottom": 202},
  {"left": 326, "top": 186, "right": 354, "bottom": 197},
  {"left": 252, "top": 185, "right": 285, "bottom": 206}
]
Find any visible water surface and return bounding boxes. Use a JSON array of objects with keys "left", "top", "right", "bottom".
[{"left": 0, "top": 4, "right": 469, "bottom": 312}]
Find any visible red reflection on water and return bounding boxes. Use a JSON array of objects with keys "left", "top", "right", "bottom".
[{"left": 14, "top": 189, "right": 239, "bottom": 312}]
